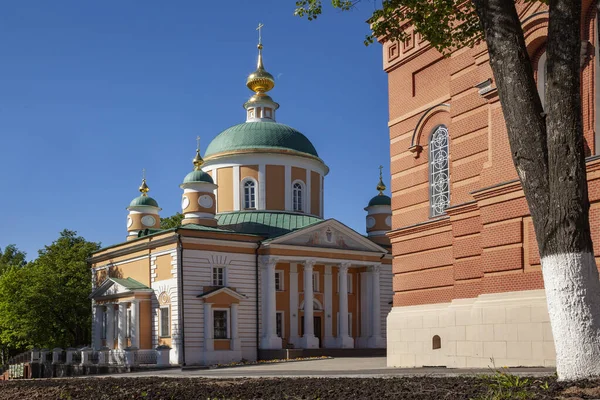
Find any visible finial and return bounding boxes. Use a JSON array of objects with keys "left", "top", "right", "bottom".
[
  {"left": 376, "top": 165, "right": 386, "bottom": 195},
  {"left": 256, "top": 23, "right": 264, "bottom": 69},
  {"left": 139, "top": 169, "right": 150, "bottom": 196},
  {"left": 193, "top": 136, "right": 204, "bottom": 170}
]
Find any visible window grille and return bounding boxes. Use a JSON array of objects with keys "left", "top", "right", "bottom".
[
  {"left": 214, "top": 310, "right": 228, "bottom": 339},
  {"left": 429, "top": 126, "right": 450, "bottom": 217}
]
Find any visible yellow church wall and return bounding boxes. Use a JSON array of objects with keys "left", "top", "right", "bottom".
[
  {"left": 240, "top": 165, "right": 259, "bottom": 182},
  {"left": 217, "top": 167, "right": 234, "bottom": 212},
  {"left": 113, "top": 258, "right": 151, "bottom": 286},
  {"left": 291, "top": 167, "right": 305, "bottom": 184},
  {"left": 154, "top": 254, "right": 173, "bottom": 281},
  {"left": 266, "top": 165, "right": 285, "bottom": 210},
  {"left": 139, "top": 300, "right": 152, "bottom": 349},
  {"left": 311, "top": 171, "right": 320, "bottom": 216}
]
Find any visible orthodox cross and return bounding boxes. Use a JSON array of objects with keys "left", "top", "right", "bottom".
[
  {"left": 196, "top": 135, "right": 201, "bottom": 151},
  {"left": 142, "top": 168, "right": 146, "bottom": 181},
  {"left": 379, "top": 165, "right": 383, "bottom": 179},
  {"left": 257, "top": 23, "right": 264, "bottom": 45}
]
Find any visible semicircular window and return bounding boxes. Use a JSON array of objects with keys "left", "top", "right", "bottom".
[{"left": 429, "top": 126, "right": 450, "bottom": 217}]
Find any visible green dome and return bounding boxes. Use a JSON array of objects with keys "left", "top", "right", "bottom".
[
  {"left": 129, "top": 196, "right": 159, "bottom": 208},
  {"left": 368, "top": 194, "right": 391, "bottom": 207},
  {"left": 183, "top": 170, "right": 214, "bottom": 184},
  {"left": 205, "top": 122, "right": 319, "bottom": 158}
]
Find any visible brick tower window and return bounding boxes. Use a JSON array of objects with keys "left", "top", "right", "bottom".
[{"left": 429, "top": 125, "right": 450, "bottom": 217}]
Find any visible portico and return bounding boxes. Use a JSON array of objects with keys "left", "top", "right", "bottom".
[{"left": 258, "top": 254, "right": 387, "bottom": 350}]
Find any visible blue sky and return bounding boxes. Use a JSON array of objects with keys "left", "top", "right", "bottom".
[{"left": 0, "top": 0, "right": 389, "bottom": 260}]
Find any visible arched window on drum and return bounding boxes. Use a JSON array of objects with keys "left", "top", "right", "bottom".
[
  {"left": 242, "top": 178, "right": 257, "bottom": 210},
  {"left": 429, "top": 125, "right": 450, "bottom": 217},
  {"left": 292, "top": 181, "right": 304, "bottom": 212}
]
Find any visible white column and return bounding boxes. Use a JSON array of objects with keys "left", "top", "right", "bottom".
[
  {"left": 289, "top": 263, "right": 299, "bottom": 347},
  {"left": 204, "top": 302, "right": 214, "bottom": 352},
  {"left": 284, "top": 165, "right": 292, "bottom": 211},
  {"left": 130, "top": 300, "right": 139, "bottom": 348},
  {"left": 106, "top": 304, "right": 115, "bottom": 349},
  {"left": 337, "top": 263, "right": 354, "bottom": 348},
  {"left": 306, "top": 169, "right": 312, "bottom": 214},
  {"left": 93, "top": 305, "right": 103, "bottom": 350},
  {"left": 213, "top": 168, "right": 219, "bottom": 213},
  {"left": 258, "top": 164, "right": 266, "bottom": 210},
  {"left": 233, "top": 165, "right": 240, "bottom": 210},
  {"left": 118, "top": 302, "right": 127, "bottom": 349},
  {"left": 368, "top": 265, "right": 385, "bottom": 348},
  {"left": 358, "top": 271, "right": 370, "bottom": 348},
  {"left": 323, "top": 265, "right": 335, "bottom": 347},
  {"left": 231, "top": 303, "right": 241, "bottom": 351},
  {"left": 300, "top": 260, "right": 319, "bottom": 349},
  {"left": 259, "top": 256, "right": 282, "bottom": 349}
]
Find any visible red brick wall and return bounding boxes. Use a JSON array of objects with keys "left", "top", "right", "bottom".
[{"left": 385, "top": 1, "right": 600, "bottom": 307}]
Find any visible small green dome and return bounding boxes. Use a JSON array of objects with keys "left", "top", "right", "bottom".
[
  {"left": 368, "top": 194, "right": 391, "bottom": 207},
  {"left": 183, "top": 170, "right": 214, "bottom": 184},
  {"left": 205, "top": 122, "right": 319, "bottom": 158},
  {"left": 129, "top": 196, "right": 159, "bottom": 208}
]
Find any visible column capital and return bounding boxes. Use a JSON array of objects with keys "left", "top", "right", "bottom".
[
  {"left": 339, "top": 262, "right": 351, "bottom": 272},
  {"left": 369, "top": 264, "right": 381, "bottom": 274},
  {"left": 303, "top": 259, "right": 316, "bottom": 269},
  {"left": 258, "top": 255, "right": 278, "bottom": 270}
]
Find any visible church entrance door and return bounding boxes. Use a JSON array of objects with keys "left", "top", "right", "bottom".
[{"left": 300, "top": 316, "right": 323, "bottom": 348}]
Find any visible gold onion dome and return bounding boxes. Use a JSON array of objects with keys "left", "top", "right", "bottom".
[
  {"left": 193, "top": 149, "right": 204, "bottom": 170},
  {"left": 139, "top": 178, "right": 150, "bottom": 196},
  {"left": 246, "top": 44, "right": 275, "bottom": 94}
]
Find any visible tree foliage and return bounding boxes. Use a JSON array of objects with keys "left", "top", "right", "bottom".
[
  {"left": 160, "top": 212, "right": 184, "bottom": 229},
  {"left": 0, "top": 245, "right": 26, "bottom": 276},
  {"left": 0, "top": 230, "right": 100, "bottom": 352}
]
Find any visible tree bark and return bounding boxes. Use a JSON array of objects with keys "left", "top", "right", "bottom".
[{"left": 473, "top": 0, "right": 600, "bottom": 380}]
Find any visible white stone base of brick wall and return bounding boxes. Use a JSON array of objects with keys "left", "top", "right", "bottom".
[{"left": 386, "top": 289, "right": 556, "bottom": 368}]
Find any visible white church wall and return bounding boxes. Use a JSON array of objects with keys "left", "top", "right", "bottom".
[{"left": 182, "top": 248, "right": 258, "bottom": 365}]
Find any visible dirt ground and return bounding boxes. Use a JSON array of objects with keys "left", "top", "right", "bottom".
[{"left": 1, "top": 376, "right": 600, "bottom": 399}]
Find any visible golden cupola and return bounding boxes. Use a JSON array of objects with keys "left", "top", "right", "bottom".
[
  {"left": 244, "top": 24, "right": 279, "bottom": 122},
  {"left": 364, "top": 166, "right": 392, "bottom": 246}
]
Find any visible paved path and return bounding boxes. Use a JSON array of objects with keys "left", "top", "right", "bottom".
[{"left": 105, "top": 357, "right": 556, "bottom": 379}]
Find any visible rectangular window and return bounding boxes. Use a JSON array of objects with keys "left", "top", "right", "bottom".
[
  {"left": 276, "top": 312, "right": 284, "bottom": 338},
  {"left": 102, "top": 310, "right": 107, "bottom": 340},
  {"left": 159, "top": 307, "right": 170, "bottom": 337},
  {"left": 275, "top": 270, "right": 284, "bottom": 291},
  {"left": 214, "top": 310, "right": 228, "bottom": 339},
  {"left": 126, "top": 308, "right": 132, "bottom": 338},
  {"left": 212, "top": 266, "right": 225, "bottom": 286},
  {"left": 312, "top": 271, "right": 319, "bottom": 292}
]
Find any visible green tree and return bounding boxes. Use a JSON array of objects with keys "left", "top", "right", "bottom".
[
  {"left": 160, "top": 212, "right": 184, "bottom": 229},
  {"left": 0, "top": 230, "right": 100, "bottom": 351},
  {"left": 295, "top": 0, "right": 600, "bottom": 380},
  {"left": 0, "top": 245, "right": 27, "bottom": 364},
  {"left": 0, "top": 245, "right": 26, "bottom": 275}
]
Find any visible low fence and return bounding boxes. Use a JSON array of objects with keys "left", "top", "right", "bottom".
[{"left": 5, "top": 346, "right": 171, "bottom": 379}]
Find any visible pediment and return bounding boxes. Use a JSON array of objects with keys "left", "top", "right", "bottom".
[
  {"left": 89, "top": 277, "right": 151, "bottom": 300},
  {"left": 267, "top": 219, "right": 387, "bottom": 253}
]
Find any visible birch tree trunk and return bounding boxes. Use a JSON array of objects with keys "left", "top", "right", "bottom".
[{"left": 473, "top": 0, "right": 600, "bottom": 380}]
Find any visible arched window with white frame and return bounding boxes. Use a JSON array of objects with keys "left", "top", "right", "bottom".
[
  {"left": 429, "top": 125, "right": 450, "bottom": 217},
  {"left": 242, "top": 178, "right": 257, "bottom": 210},
  {"left": 292, "top": 180, "right": 305, "bottom": 212}
]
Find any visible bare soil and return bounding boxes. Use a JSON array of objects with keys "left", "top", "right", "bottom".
[{"left": 1, "top": 376, "right": 600, "bottom": 399}]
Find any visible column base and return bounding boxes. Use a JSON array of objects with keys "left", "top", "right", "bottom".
[
  {"left": 300, "top": 335, "right": 319, "bottom": 349},
  {"left": 260, "top": 335, "right": 282, "bottom": 350},
  {"left": 337, "top": 335, "right": 354, "bottom": 349},
  {"left": 367, "top": 335, "right": 385, "bottom": 348},
  {"left": 356, "top": 337, "right": 369, "bottom": 348},
  {"left": 323, "top": 336, "right": 336, "bottom": 348}
]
